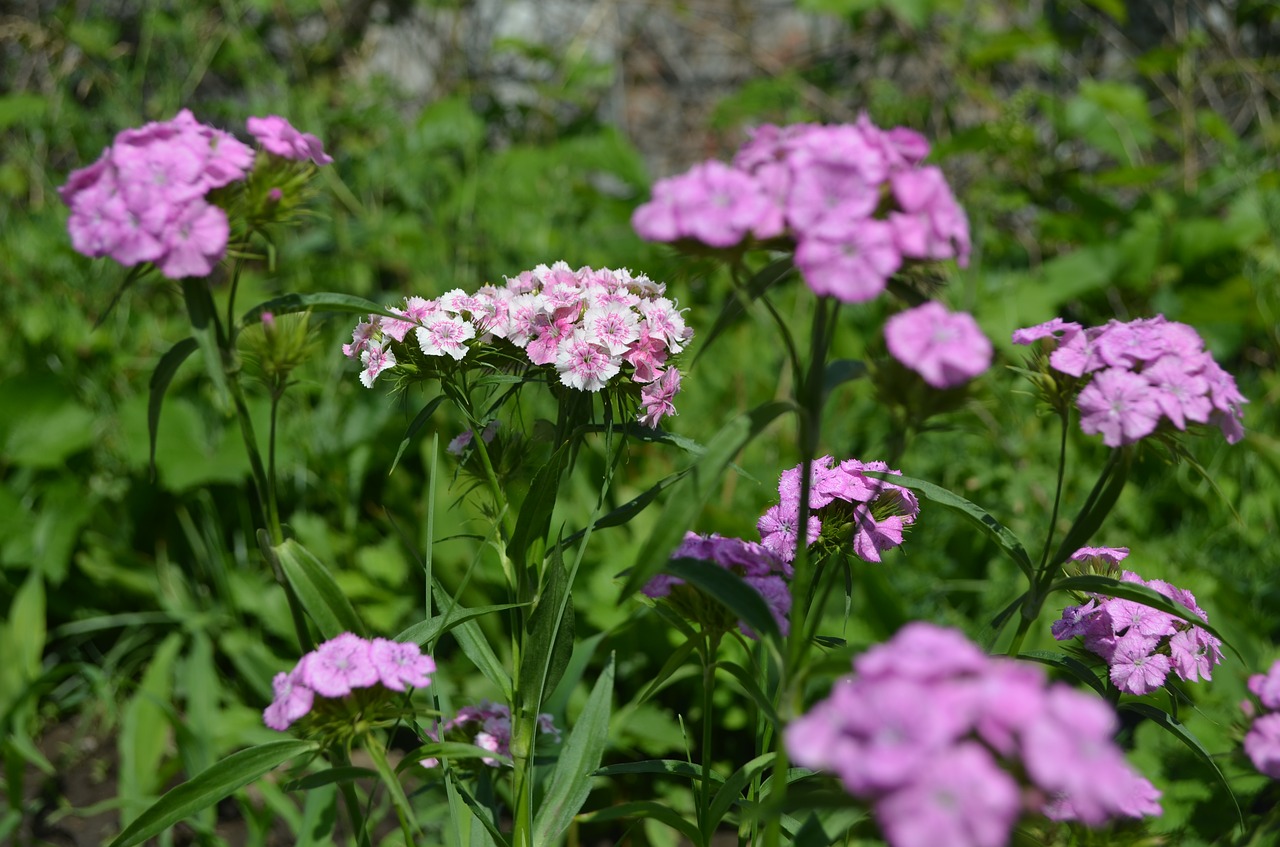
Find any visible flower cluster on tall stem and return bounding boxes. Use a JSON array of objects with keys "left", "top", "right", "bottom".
[{"left": 632, "top": 116, "right": 970, "bottom": 302}]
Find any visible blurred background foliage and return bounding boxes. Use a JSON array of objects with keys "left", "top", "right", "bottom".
[{"left": 2, "top": 0, "right": 1279, "bottom": 844}]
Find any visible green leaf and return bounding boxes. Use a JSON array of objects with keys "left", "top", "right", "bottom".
[
  {"left": 1118, "top": 702, "right": 1243, "bottom": 829},
  {"left": 447, "top": 614, "right": 513, "bottom": 700},
  {"left": 622, "top": 402, "right": 794, "bottom": 598},
  {"left": 577, "top": 800, "right": 702, "bottom": 843},
  {"left": 705, "top": 752, "right": 776, "bottom": 839},
  {"left": 1048, "top": 575, "right": 1233, "bottom": 651},
  {"left": 866, "top": 471, "right": 1034, "bottom": 579},
  {"left": 562, "top": 467, "right": 693, "bottom": 546},
  {"left": 1050, "top": 451, "right": 1131, "bottom": 568},
  {"left": 405, "top": 741, "right": 514, "bottom": 769},
  {"left": 272, "top": 537, "right": 366, "bottom": 639},
  {"left": 665, "top": 557, "right": 782, "bottom": 643},
  {"left": 509, "top": 443, "right": 569, "bottom": 573},
  {"left": 633, "top": 636, "right": 698, "bottom": 707},
  {"left": 1017, "top": 650, "right": 1108, "bottom": 697},
  {"left": 119, "top": 633, "right": 183, "bottom": 822},
  {"left": 239, "top": 292, "right": 400, "bottom": 327},
  {"left": 148, "top": 337, "right": 198, "bottom": 478},
  {"left": 394, "top": 603, "right": 527, "bottom": 647},
  {"left": 281, "top": 766, "right": 377, "bottom": 791},
  {"left": 594, "top": 759, "right": 723, "bottom": 784},
  {"left": 694, "top": 256, "right": 794, "bottom": 366},
  {"left": 533, "top": 653, "right": 615, "bottom": 845},
  {"left": 823, "top": 358, "right": 867, "bottom": 395},
  {"left": 518, "top": 546, "right": 575, "bottom": 713},
  {"left": 180, "top": 278, "right": 230, "bottom": 409},
  {"left": 107, "top": 740, "right": 318, "bottom": 847},
  {"left": 0, "top": 93, "right": 47, "bottom": 130},
  {"left": 389, "top": 394, "right": 447, "bottom": 475},
  {"left": 716, "top": 660, "right": 781, "bottom": 727}
]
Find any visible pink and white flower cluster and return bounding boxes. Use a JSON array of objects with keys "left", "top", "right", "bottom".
[
  {"left": 1051, "top": 549, "right": 1222, "bottom": 696},
  {"left": 420, "top": 700, "right": 560, "bottom": 768},
  {"left": 343, "top": 262, "right": 693, "bottom": 428},
  {"left": 1013, "top": 315, "right": 1246, "bottom": 446},
  {"left": 60, "top": 111, "right": 333, "bottom": 279},
  {"left": 1243, "top": 660, "right": 1280, "bottom": 779},
  {"left": 263, "top": 633, "right": 435, "bottom": 731},
  {"left": 642, "top": 532, "right": 792, "bottom": 638},
  {"left": 786, "top": 623, "right": 1161, "bottom": 847},
  {"left": 885, "top": 301, "right": 992, "bottom": 389},
  {"left": 757, "top": 457, "right": 919, "bottom": 565},
  {"left": 632, "top": 117, "right": 970, "bottom": 303}
]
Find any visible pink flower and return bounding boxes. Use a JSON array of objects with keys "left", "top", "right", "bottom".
[
  {"left": 301, "top": 632, "right": 379, "bottom": 697},
  {"left": 875, "top": 743, "right": 1020, "bottom": 847},
  {"left": 263, "top": 669, "right": 315, "bottom": 731},
  {"left": 1249, "top": 660, "right": 1280, "bottom": 710},
  {"left": 359, "top": 344, "right": 397, "bottom": 388},
  {"left": 415, "top": 314, "right": 476, "bottom": 360},
  {"left": 1108, "top": 633, "right": 1170, "bottom": 695},
  {"left": 1077, "top": 368, "right": 1162, "bottom": 447},
  {"left": 1245, "top": 711, "right": 1280, "bottom": 779},
  {"left": 794, "top": 221, "right": 902, "bottom": 303},
  {"left": 556, "top": 331, "right": 621, "bottom": 392},
  {"left": 638, "top": 368, "right": 681, "bottom": 428},
  {"left": 247, "top": 115, "right": 334, "bottom": 165},
  {"left": 884, "top": 302, "right": 992, "bottom": 389},
  {"left": 369, "top": 638, "right": 436, "bottom": 691},
  {"left": 155, "top": 200, "right": 230, "bottom": 279}
]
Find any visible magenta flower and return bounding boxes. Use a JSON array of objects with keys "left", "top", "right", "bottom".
[
  {"left": 1077, "top": 368, "right": 1162, "bottom": 447},
  {"left": 794, "top": 222, "right": 902, "bottom": 303},
  {"left": 420, "top": 701, "right": 558, "bottom": 769},
  {"left": 301, "top": 632, "right": 379, "bottom": 698},
  {"left": 876, "top": 743, "right": 1021, "bottom": 847},
  {"left": 263, "top": 669, "right": 315, "bottom": 731},
  {"left": 247, "top": 115, "right": 334, "bottom": 165},
  {"left": 369, "top": 638, "right": 436, "bottom": 692},
  {"left": 1245, "top": 715, "right": 1280, "bottom": 778},
  {"left": 1250, "top": 661, "right": 1280, "bottom": 711},
  {"left": 884, "top": 302, "right": 992, "bottom": 389},
  {"left": 1108, "top": 633, "right": 1171, "bottom": 695}
]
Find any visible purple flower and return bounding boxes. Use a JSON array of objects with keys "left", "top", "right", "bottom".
[
  {"left": 369, "top": 638, "right": 436, "bottom": 692},
  {"left": 638, "top": 368, "right": 681, "bottom": 429},
  {"left": 155, "top": 200, "right": 230, "bottom": 279},
  {"left": 301, "top": 632, "right": 379, "bottom": 698},
  {"left": 1249, "top": 660, "right": 1280, "bottom": 711},
  {"left": 263, "top": 669, "right": 315, "bottom": 731},
  {"left": 1108, "top": 633, "right": 1170, "bottom": 695},
  {"left": 247, "top": 115, "right": 334, "bottom": 165},
  {"left": 1011, "top": 317, "right": 1082, "bottom": 346},
  {"left": 884, "top": 302, "right": 993, "bottom": 389},
  {"left": 1246, "top": 712, "right": 1280, "bottom": 779},
  {"left": 1077, "top": 368, "right": 1162, "bottom": 447},
  {"left": 794, "top": 222, "right": 902, "bottom": 303}
]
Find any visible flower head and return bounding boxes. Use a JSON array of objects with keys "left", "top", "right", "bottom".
[
  {"left": 884, "top": 302, "right": 992, "bottom": 389},
  {"left": 247, "top": 115, "right": 334, "bottom": 165}
]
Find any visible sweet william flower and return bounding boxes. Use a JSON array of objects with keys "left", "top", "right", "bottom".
[
  {"left": 1077, "top": 368, "right": 1162, "bottom": 447},
  {"left": 263, "top": 669, "right": 315, "bottom": 731},
  {"left": 884, "top": 301, "right": 992, "bottom": 389},
  {"left": 247, "top": 115, "right": 334, "bottom": 165},
  {"left": 301, "top": 632, "right": 379, "bottom": 698}
]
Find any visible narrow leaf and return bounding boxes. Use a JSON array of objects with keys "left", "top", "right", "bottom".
[
  {"left": 274, "top": 539, "right": 366, "bottom": 639},
  {"left": 561, "top": 467, "right": 692, "bottom": 546},
  {"left": 147, "top": 337, "right": 198, "bottom": 478},
  {"left": 665, "top": 557, "right": 782, "bottom": 643},
  {"left": 518, "top": 546, "right": 574, "bottom": 712},
  {"left": 1119, "top": 702, "right": 1243, "bottom": 829},
  {"left": 594, "top": 759, "right": 723, "bottom": 784},
  {"left": 577, "top": 800, "right": 702, "bottom": 843},
  {"left": 448, "top": 616, "right": 513, "bottom": 700},
  {"left": 694, "top": 256, "right": 794, "bottom": 365},
  {"left": 622, "top": 402, "right": 794, "bottom": 598},
  {"left": 1050, "top": 450, "right": 1132, "bottom": 567},
  {"left": 394, "top": 603, "right": 526, "bottom": 647},
  {"left": 716, "top": 660, "right": 781, "bottom": 727},
  {"left": 108, "top": 740, "right": 318, "bottom": 847},
  {"left": 533, "top": 653, "right": 615, "bottom": 845},
  {"left": 1017, "top": 650, "right": 1108, "bottom": 697},
  {"left": 509, "top": 443, "right": 568, "bottom": 573},
  {"left": 240, "top": 292, "right": 400, "bottom": 327},
  {"left": 705, "top": 752, "right": 776, "bottom": 837},
  {"left": 180, "top": 278, "right": 230, "bottom": 408},
  {"left": 633, "top": 636, "right": 698, "bottom": 707},
  {"left": 866, "top": 471, "right": 1034, "bottom": 578},
  {"left": 282, "top": 767, "right": 377, "bottom": 791},
  {"left": 390, "top": 395, "right": 447, "bottom": 475}
]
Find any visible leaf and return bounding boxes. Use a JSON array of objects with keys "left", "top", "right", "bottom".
[
  {"left": 239, "top": 292, "right": 400, "bottom": 327},
  {"left": 1049, "top": 451, "right": 1131, "bottom": 569},
  {"left": 147, "top": 337, "right": 198, "bottom": 478},
  {"left": 107, "top": 740, "right": 318, "bottom": 847},
  {"left": 518, "top": 547, "right": 575, "bottom": 713},
  {"left": 594, "top": 759, "right": 723, "bottom": 784},
  {"left": 716, "top": 660, "right": 781, "bottom": 727},
  {"left": 545, "top": 630, "right": 608, "bottom": 719},
  {"left": 272, "top": 537, "right": 366, "bottom": 639},
  {"left": 561, "top": 467, "right": 693, "bottom": 546},
  {"left": 823, "top": 358, "right": 867, "bottom": 395},
  {"left": 694, "top": 256, "right": 795, "bottom": 366},
  {"left": 664, "top": 557, "right": 782, "bottom": 643},
  {"left": 1048, "top": 575, "right": 1233, "bottom": 651},
  {"left": 865, "top": 471, "right": 1034, "bottom": 578},
  {"left": 633, "top": 636, "right": 698, "bottom": 707},
  {"left": 577, "top": 800, "right": 702, "bottom": 843},
  {"left": 1017, "top": 650, "right": 1107, "bottom": 697},
  {"left": 705, "top": 752, "right": 776, "bottom": 839},
  {"left": 394, "top": 603, "right": 527, "bottom": 647},
  {"left": 389, "top": 395, "right": 447, "bottom": 475},
  {"left": 281, "top": 767, "right": 377, "bottom": 791},
  {"left": 119, "top": 633, "right": 183, "bottom": 822},
  {"left": 509, "top": 443, "right": 569, "bottom": 573},
  {"left": 533, "top": 653, "right": 615, "bottom": 845},
  {"left": 622, "top": 402, "right": 794, "bottom": 598},
  {"left": 404, "top": 741, "right": 513, "bottom": 769},
  {"left": 180, "top": 278, "right": 230, "bottom": 409},
  {"left": 448, "top": 616, "right": 513, "bottom": 700},
  {"left": 1119, "top": 702, "right": 1243, "bottom": 829}
]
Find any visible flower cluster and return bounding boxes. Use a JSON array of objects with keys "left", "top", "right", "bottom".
[
  {"left": 1243, "top": 660, "right": 1280, "bottom": 778},
  {"left": 61, "top": 111, "right": 333, "bottom": 279},
  {"left": 420, "top": 700, "right": 560, "bottom": 768},
  {"left": 1051, "top": 551, "right": 1222, "bottom": 696},
  {"left": 786, "top": 623, "right": 1161, "bottom": 847},
  {"left": 263, "top": 633, "right": 435, "bottom": 731},
  {"left": 343, "top": 262, "right": 693, "bottom": 428},
  {"left": 631, "top": 117, "right": 970, "bottom": 303},
  {"left": 642, "top": 532, "right": 791, "bottom": 638},
  {"left": 884, "top": 301, "right": 992, "bottom": 389},
  {"left": 757, "top": 457, "right": 919, "bottom": 565},
  {"left": 1013, "top": 315, "right": 1246, "bottom": 446}
]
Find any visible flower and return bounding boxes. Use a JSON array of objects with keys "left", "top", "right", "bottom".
[
  {"left": 1051, "top": 561, "right": 1221, "bottom": 696},
  {"left": 59, "top": 109, "right": 255, "bottom": 278},
  {"left": 1014, "top": 315, "right": 1246, "bottom": 446},
  {"left": 642, "top": 532, "right": 791, "bottom": 638},
  {"left": 420, "top": 701, "right": 559, "bottom": 769},
  {"left": 1244, "top": 714, "right": 1280, "bottom": 779},
  {"left": 632, "top": 118, "right": 970, "bottom": 303},
  {"left": 262, "top": 633, "right": 435, "bottom": 731},
  {"left": 786, "top": 623, "right": 1160, "bottom": 847},
  {"left": 884, "top": 301, "right": 992, "bottom": 389},
  {"left": 247, "top": 115, "right": 334, "bottom": 165}
]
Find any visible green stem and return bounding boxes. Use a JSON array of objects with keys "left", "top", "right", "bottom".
[
  {"left": 365, "top": 732, "right": 418, "bottom": 846},
  {"left": 1036, "top": 407, "right": 1071, "bottom": 574},
  {"left": 333, "top": 749, "right": 372, "bottom": 847},
  {"left": 698, "top": 631, "right": 722, "bottom": 846}
]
